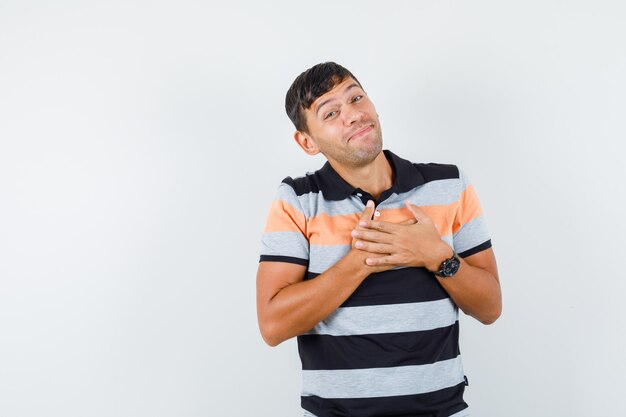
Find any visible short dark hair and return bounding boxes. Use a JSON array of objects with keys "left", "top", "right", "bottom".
[{"left": 285, "top": 62, "right": 362, "bottom": 132}]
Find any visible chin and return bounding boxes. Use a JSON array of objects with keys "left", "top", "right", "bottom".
[{"left": 350, "top": 144, "right": 382, "bottom": 167}]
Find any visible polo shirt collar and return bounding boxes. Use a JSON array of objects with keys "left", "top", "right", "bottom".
[{"left": 316, "top": 149, "right": 425, "bottom": 201}]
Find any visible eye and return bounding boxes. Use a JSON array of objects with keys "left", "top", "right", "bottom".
[
  {"left": 324, "top": 110, "right": 337, "bottom": 120},
  {"left": 353, "top": 95, "right": 363, "bottom": 102}
]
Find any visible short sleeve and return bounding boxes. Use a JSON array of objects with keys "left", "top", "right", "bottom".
[
  {"left": 259, "top": 182, "right": 310, "bottom": 266},
  {"left": 452, "top": 169, "right": 492, "bottom": 258}
]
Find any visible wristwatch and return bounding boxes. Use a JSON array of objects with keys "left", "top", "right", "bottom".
[{"left": 434, "top": 251, "right": 461, "bottom": 278}]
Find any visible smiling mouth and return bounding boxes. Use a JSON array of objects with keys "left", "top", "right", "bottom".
[{"left": 348, "top": 124, "right": 374, "bottom": 142}]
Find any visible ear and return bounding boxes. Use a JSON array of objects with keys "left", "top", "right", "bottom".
[{"left": 294, "top": 131, "right": 321, "bottom": 156}]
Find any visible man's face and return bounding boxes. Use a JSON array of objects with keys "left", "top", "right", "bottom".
[{"left": 300, "top": 77, "right": 383, "bottom": 168}]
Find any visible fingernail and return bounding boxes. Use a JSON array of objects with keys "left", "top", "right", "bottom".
[
  {"left": 366, "top": 200, "right": 374, "bottom": 207},
  {"left": 359, "top": 221, "right": 368, "bottom": 227},
  {"left": 351, "top": 230, "right": 359, "bottom": 237},
  {"left": 355, "top": 241, "right": 363, "bottom": 248},
  {"left": 366, "top": 258, "right": 374, "bottom": 265}
]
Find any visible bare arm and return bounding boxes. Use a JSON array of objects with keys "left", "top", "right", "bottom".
[
  {"left": 433, "top": 247, "right": 501, "bottom": 324},
  {"left": 257, "top": 251, "right": 371, "bottom": 347},
  {"left": 256, "top": 201, "right": 393, "bottom": 346}
]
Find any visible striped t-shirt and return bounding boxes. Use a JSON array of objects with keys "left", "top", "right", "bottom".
[{"left": 259, "top": 150, "right": 491, "bottom": 417}]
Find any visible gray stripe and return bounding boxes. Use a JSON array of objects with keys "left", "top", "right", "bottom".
[
  {"left": 441, "top": 234, "right": 453, "bottom": 247},
  {"left": 449, "top": 407, "right": 470, "bottom": 417},
  {"left": 282, "top": 173, "right": 473, "bottom": 220},
  {"left": 309, "top": 238, "right": 451, "bottom": 275},
  {"left": 294, "top": 178, "right": 463, "bottom": 218},
  {"left": 306, "top": 298, "right": 458, "bottom": 336},
  {"left": 302, "top": 411, "right": 317, "bottom": 417},
  {"left": 453, "top": 215, "right": 490, "bottom": 254},
  {"left": 377, "top": 178, "right": 462, "bottom": 210},
  {"left": 459, "top": 169, "right": 472, "bottom": 193},
  {"left": 297, "top": 193, "right": 362, "bottom": 218},
  {"left": 302, "top": 355, "right": 465, "bottom": 399},
  {"left": 261, "top": 232, "right": 309, "bottom": 260},
  {"left": 275, "top": 183, "right": 306, "bottom": 214},
  {"left": 309, "top": 244, "right": 350, "bottom": 274}
]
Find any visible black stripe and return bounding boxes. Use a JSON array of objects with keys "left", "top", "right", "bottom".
[
  {"left": 343, "top": 268, "right": 448, "bottom": 307},
  {"left": 306, "top": 267, "right": 449, "bottom": 307},
  {"left": 283, "top": 151, "right": 461, "bottom": 201},
  {"left": 306, "top": 271, "right": 319, "bottom": 280},
  {"left": 282, "top": 175, "right": 322, "bottom": 197},
  {"left": 259, "top": 255, "right": 308, "bottom": 266},
  {"left": 458, "top": 239, "right": 492, "bottom": 258},
  {"left": 302, "top": 382, "right": 468, "bottom": 417},
  {"left": 298, "top": 322, "right": 459, "bottom": 370},
  {"left": 416, "top": 162, "right": 460, "bottom": 183}
]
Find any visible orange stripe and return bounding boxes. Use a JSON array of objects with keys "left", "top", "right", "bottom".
[
  {"left": 264, "top": 200, "right": 307, "bottom": 234},
  {"left": 264, "top": 192, "right": 476, "bottom": 243},
  {"left": 308, "top": 212, "right": 358, "bottom": 245},
  {"left": 308, "top": 203, "right": 459, "bottom": 245},
  {"left": 452, "top": 184, "right": 483, "bottom": 234},
  {"left": 378, "top": 206, "right": 456, "bottom": 237}
]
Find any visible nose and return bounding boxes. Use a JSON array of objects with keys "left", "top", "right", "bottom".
[{"left": 343, "top": 106, "right": 362, "bottom": 125}]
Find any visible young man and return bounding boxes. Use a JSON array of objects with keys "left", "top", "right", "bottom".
[{"left": 256, "top": 62, "right": 501, "bottom": 417}]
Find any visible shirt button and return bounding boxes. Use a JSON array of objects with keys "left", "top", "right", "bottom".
[
  {"left": 375, "top": 211, "right": 381, "bottom": 217},
  {"left": 356, "top": 193, "right": 362, "bottom": 197}
]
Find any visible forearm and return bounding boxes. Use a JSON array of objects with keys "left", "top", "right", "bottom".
[
  {"left": 259, "top": 251, "right": 370, "bottom": 346},
  {"left": 435, "top": 257, "right": 502, "bottom": 325}
]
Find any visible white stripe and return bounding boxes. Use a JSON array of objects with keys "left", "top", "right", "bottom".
[
  {"left": 302, "top": 355, "right": 465, "bottom": 399},
  {"left": 306, "top": 298, "right": 458, "bottom": 336}
]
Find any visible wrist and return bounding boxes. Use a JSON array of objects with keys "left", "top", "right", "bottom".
[
  {"left": 426, "top": 242, "right": 454, "bottom": 273},
  {"left": 339, "top": 249, "right": 372, "bottom": 280}
]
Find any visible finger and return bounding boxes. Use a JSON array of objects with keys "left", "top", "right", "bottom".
[
  {"left": 365, "top": 255, "right": 399, "bottom": 267},
  {"left": 351, "top": 228, "right": 393, "bottom": 244},
  {"left": 405, "top": 201, "right": 430, "bottom": 223},
  {"left": 359, "top": 200, "right": 376, "bottom": 223},
  {"left": 353, "top": 200, "right": 376, "bottom": 248},
  {"left": 398, "top": 218, "right": 418, "bottom": 226},
  {"left": 359, "top": 220, "right": 398, "bottom": 233},
  {"left": 354, "top": 240, "right": 394, "bottom": 254}
]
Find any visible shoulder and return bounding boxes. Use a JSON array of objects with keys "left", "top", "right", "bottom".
[
  {"left": 411, "top": 163, "right": 474, "bottom": 196},
  {"left": 412, "top": 162, "right": 460, "bottom": 183},
  {"left": 279, "top": 171, "right": 323, "bottom": 197}
]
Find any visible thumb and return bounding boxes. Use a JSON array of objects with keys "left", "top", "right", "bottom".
[
  {"left": 405, "top": 200, "right": 426, "bottom": 221},
  {"left": 360, "top": 199, "right": 376, "bottom": 222}
]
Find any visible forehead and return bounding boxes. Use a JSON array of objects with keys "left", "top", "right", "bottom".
[{"left": 311, "top": 77, "right": 362, "bottom": 111}]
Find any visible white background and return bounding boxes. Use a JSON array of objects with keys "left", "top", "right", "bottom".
[{"left": 1, "top": 1, "right": 625, "bottom": 416}]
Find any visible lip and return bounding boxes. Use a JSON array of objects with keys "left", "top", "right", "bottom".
[{"left": 348, "top": 124, "right": 373, "bottom": 142}]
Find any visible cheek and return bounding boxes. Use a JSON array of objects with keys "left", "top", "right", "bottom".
[{"left": 319, "top": 127, "right": 346, "bottom": 147}]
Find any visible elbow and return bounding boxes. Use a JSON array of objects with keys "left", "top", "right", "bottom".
[
  {"left": 479, "top": 305, "right": 502, "bottom": 325},
  {"left": 479, "top": 315, "right": 499, "bottom": 325},
  {"left": 261, "top": 333, "right": 281, "bottom": 348},
  {"left": 259, "top": 321, "right": 284, "bottom": 347}
]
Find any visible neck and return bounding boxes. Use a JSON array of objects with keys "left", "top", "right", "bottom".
[{"left": 328, "top": 152, "right": 393, "bottom": 200}]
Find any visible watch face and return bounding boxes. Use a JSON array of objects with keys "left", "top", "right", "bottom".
[{"left": 441, "top": 256, "right": 460, "bottom": 277}]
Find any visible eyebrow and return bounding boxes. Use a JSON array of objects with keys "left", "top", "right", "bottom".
[{"left": 315, "top": 83, "right": 362, "bottom": 117}]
